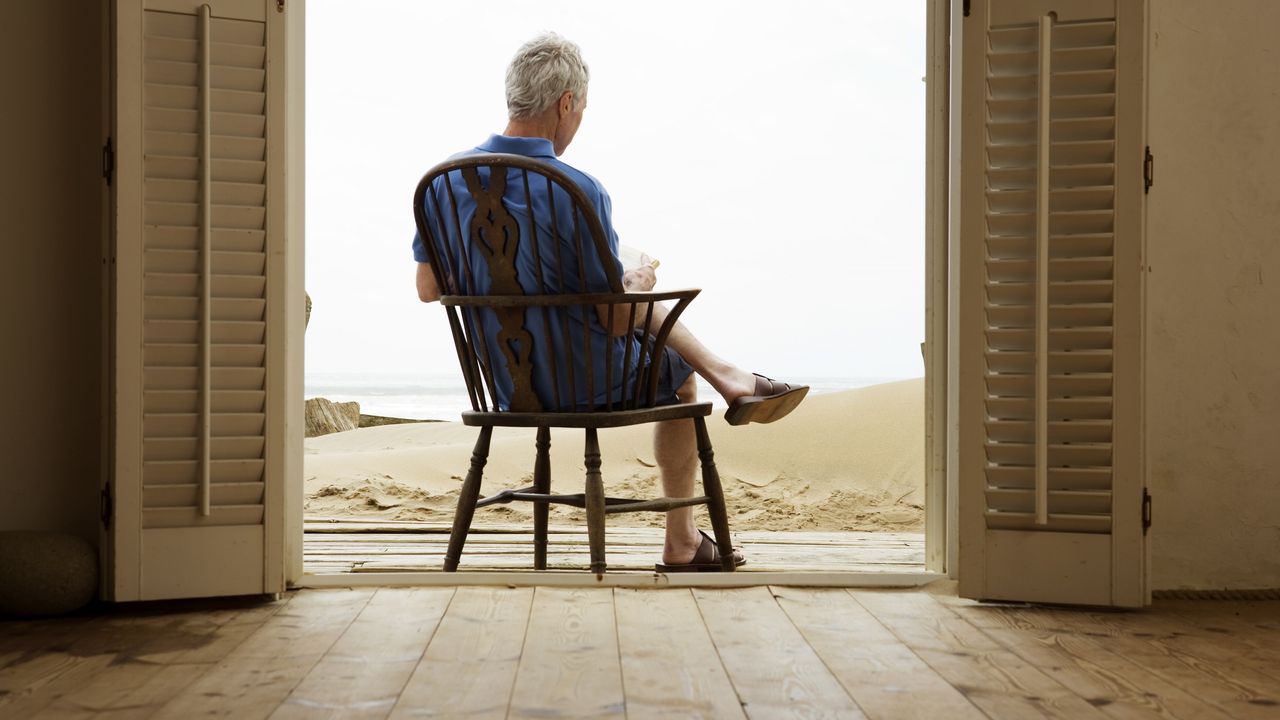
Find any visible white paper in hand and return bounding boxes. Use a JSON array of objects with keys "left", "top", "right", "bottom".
[{"left": 619, "top": 244, "right": 660, "bottom": 270}]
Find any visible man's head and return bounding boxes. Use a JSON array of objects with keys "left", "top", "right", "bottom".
[{"left": 505, "top": 33, "right": 590, "bottom": 156}]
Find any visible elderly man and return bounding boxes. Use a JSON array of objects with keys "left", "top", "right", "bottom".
[{"left": 413, "top": 32, "right": 807, "bottom": 571}]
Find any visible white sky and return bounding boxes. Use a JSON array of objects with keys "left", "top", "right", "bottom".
[{"left": 305, "top": 1, "right": 926, "bottom": 379}]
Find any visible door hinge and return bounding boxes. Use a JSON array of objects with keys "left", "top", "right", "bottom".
[
  {"left": 101, "top": 483, "right": 113, "bottom": 528},
  {"left": 1142, "top": 488, "right": 1152, "bottom": 534},
  {"left": 276, "top": 0, "right": 285, "bottom": 12},
  {"left": 1144, "top": 146, "right": 1154, "bottom": 194},
  {"left": 102, "top": 137, "right": 115, "bottom": 186},
  {"left": 963, "top": 0, "right": 971, "bottom": 17}
]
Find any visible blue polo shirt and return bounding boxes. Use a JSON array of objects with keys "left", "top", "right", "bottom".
[{"left": 413, "top": 135, "right": 663, "bottom": 411}]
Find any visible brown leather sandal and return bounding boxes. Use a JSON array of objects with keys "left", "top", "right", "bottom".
[
  {"left": 655, "top": 530, "right": 746, "bottom": 573},
  {"left": 724, "top": 374, "right": 809, "bottom": 426}
]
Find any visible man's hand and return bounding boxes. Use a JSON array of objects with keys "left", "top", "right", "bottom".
[
  {"left": 599, "top": 253, "right": 657, "bottom": 336},
  {"left": 622, "top": 252, "right": 657, "bottom": 292},
  {"left": 623, "top": 266, "right": 656, "bottom": 292}
]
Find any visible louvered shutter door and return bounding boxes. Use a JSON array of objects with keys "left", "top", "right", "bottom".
[
  {"left": 111, "top": 0, "right": 289, "bottom": 600},
  {"left": 958, "top": 0, "right": 1147, "bottom": 607}
]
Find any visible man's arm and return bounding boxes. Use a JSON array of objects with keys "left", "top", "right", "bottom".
[{"left": 417, "top": 262, "right": 441, "bottom": 303}]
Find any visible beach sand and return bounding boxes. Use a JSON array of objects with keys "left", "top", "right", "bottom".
[{"left": 304, "top": 378, "right": 924, "bottom": 532}]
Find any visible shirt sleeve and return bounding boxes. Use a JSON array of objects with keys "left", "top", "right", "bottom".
[
  {"left": 412, "top": 229, "right": 431, "bottom": 264},
  {"left": 583, "top": 182, "right": 624, "bottom": 292}
]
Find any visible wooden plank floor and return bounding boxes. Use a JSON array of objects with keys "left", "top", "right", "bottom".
[
  {"left": 303, "top": 520, "right": 926, "bottom": 575},
  {"left": 4, "top": 584, "right": 1278, "bottom": 719}
]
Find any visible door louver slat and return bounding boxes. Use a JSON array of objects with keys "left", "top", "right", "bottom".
[
  {"left": 983, "top": 17, "right": 1118, "bottom": 533},
  {"left": 141, "top": 8, "right": 267, "bottom": 529}
]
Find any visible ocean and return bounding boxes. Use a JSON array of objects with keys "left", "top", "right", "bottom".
[{"left": 304, "top": 372, "right": 910, "bottom": 421}]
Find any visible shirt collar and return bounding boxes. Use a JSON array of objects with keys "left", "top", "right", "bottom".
[{"left": 477, "top": 134, "right": 557, "bottom": 158}]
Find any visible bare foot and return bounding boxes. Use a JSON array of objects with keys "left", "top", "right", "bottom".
[
  {"left": 660, "top": 530, "right": 746, "bottom": 567},
  {"left": 710, "top": 367, "right": 758, "bottom": 406},
  {"left": 662, "top": 532, "right": 705, "bottom": 565}
]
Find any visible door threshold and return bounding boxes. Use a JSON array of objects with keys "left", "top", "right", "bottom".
[{"left": 297, "top": 570, "right": 944, "bottom": 589}]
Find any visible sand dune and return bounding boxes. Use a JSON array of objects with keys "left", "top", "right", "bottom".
[{"left": 304, "top": 378, "right": 924, "bottom": 532}]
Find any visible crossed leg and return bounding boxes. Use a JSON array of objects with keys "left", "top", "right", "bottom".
[{"left": 645, "top": 303, "right": 758, "bottom": 404}]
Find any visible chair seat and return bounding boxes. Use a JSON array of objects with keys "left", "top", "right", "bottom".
[{"left": 461, "top": 402, "right": 713, "bottom": 429}]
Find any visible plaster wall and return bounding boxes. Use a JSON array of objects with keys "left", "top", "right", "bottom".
[
  {"left": 0, "top": 2, "right": 106, "bottom": 545},
  {"left": 1146, "top": 0, "right": 1280, "bottom": 589}
]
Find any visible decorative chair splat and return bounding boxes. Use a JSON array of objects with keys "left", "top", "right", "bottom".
[{"left": 461, "top": 166, "right": 540, "bottom": 412}]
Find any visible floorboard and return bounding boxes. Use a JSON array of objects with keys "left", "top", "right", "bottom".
[
  {"left": 614, "top": 588, "right": 746, "bottom": 719},
  {"left": 271, "top": 588, "right": 454, "bottom": 718},
  {"left": 0, "top": 614, "right": 106, "bottom": 717},
  {"left": 694, "top": 587, "right": 864, "bottom": 719},
  {"left": 930, "top": 591, "right": 1235, "bottom": 720},
  {"left": 3, "top": 585, "right": 1277, "bottom": 719},
  {"left": 773, "top": 587, "right": 985, "bottom": 720},
  {"left": 1146, "top": 600, "right": 1280, "bottom": 684},
  {"left": 148, "top": 589, "right": 375, "bottom": 720},
  {"left": 507, "top": 587, "right": 626, "bottom": 719},
  {"left": 1040, "top": 604, "right": 1280, "bottom": 719},
  {"left": 853, "top": 589, "right": 1110, "bottom": 719},
  {"left": 389, "top": 586, "right": 533, "bottom": 720},
  {"left": 32, "top": 597, "right": 290, "bottom": 719}
]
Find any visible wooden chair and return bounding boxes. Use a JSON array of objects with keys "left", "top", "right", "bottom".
[{"left": 412, "top": 153, "right": 737, "bottom": 573}]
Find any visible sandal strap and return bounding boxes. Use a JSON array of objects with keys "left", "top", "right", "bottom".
[
  {"left": 752, "top": 373, "right": 792, "bottom": 396},
  {"left": 691, "top": 530, "right": 718, "bottom": 564}
]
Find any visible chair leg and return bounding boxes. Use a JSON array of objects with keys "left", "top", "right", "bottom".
[
  {"left": 694, "top": 416, "right": 736, "bottom": 572},
  {"left": 533, "top": 426, "right": 551, "bottom": 570},
  {"left": 444, "top": 425, "right": 493, "bottom": 572},
  {"left": 583, "top": 427, "right": 607, "bottom": 574}
]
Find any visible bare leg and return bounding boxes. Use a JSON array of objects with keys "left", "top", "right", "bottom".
[
  {"left": 648, "top": 302, "right": 791, "bottom": 563},
  {"left": 645, "top": 304, "right": 757, "bottom": 404},
  {"left": 655, "top": 373, "right": 702, "bottom": 564}
]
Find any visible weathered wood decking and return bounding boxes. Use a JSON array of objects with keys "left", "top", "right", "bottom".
[
  {"left": 303, "top": 519, "right": 926, "bottom": 575},
  {"left": 3, "top": 584, "right": 1278, "bottom": 718}
]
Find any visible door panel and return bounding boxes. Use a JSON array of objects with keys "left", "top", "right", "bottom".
[
  {"left": 110, "top": 0, "right": 294, "bottom": 601},
  {"left": 957, "top": 0, "right": 1147, "bottom": 607}
]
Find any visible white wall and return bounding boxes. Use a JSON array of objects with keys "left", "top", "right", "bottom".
[
  {"left": 0, "top": 2, "right": 105, "bottom": 545},
  {"left": 1146, "top": 0, "right": 1280, "bottom": 589}
]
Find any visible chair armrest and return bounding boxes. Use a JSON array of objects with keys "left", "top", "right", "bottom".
[{"left": 441, "top": 288, "right": 702, "bottom": 308}]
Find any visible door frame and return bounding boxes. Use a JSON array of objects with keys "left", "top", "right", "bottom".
[
  {"left": 925, "top": 0, "right": 954, "bottom": 577},
  {"left": 285, "top": 0, "right": 957, "bottom": 587},
  {"left": 282, "top": 0, "right": 307, "bottom": 586}
]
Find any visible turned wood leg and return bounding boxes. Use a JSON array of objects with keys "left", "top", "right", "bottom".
[
  {"left": 444, "top": 425, "right": 493, "bottom": 572},
  {"left": 533, "top": 426, "right": 551, "bottom": 570},
  {"left": 694, "top": 416, "right": 736, "bottom": 572},
  {"left": 583, "top": 427, "right": 607, "bottom": 575}
]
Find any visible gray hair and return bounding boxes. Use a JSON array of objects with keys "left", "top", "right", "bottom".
[{"left": 505, "top": 33, "right": 590, "bottom": 120}]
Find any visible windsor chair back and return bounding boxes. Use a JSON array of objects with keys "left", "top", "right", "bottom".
[{"left": 413, "top": 153, "right": 737, "bottom": 573}]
